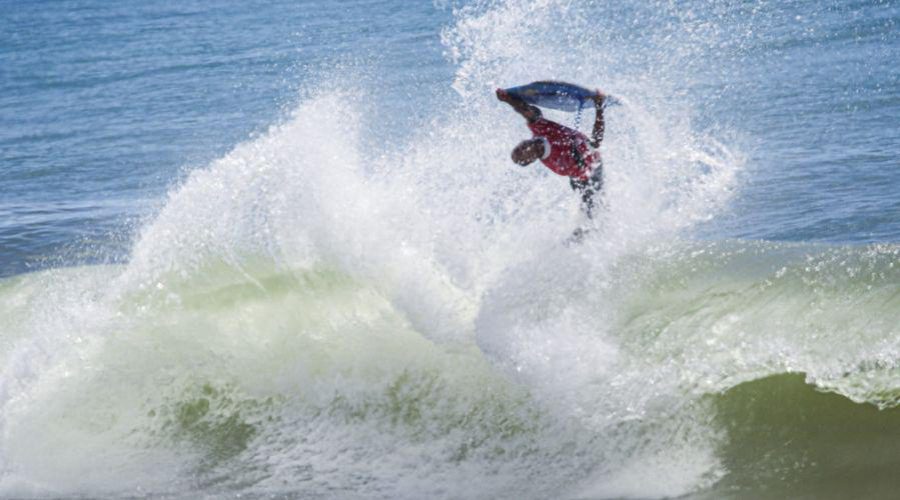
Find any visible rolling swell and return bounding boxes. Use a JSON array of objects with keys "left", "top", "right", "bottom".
[{"left": 617, "top": 241, "right": 900, "bottom": 498}]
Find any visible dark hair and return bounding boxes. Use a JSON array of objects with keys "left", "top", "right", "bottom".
[{"left": 512, "top": 138, "right": 543, "bottom": 166}]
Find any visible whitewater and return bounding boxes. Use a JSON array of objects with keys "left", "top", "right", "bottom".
[{"left": 1, "top": 0, "right": 898, "bottom": 498}]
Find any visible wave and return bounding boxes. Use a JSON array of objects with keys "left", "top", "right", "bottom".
[{"left": 2, "top": 240, "right": 898, "bottom": 498}]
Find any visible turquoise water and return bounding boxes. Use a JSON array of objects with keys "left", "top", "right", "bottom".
[{"left": 1, "top": 0, "right": 899, "bottom": 498}]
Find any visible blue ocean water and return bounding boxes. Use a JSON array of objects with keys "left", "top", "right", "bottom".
[
  {"left": 0, "top": 0, "right": 899, "bottom": 498},
  {"left": 2, "top": 0, "right": 896, "bottom": 278},
  {"left": 1, "top": 0, "right": 454, "bottom": 276}
]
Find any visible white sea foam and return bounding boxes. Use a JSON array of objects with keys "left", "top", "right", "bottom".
[{"left": 0, "top": 0, "right": 769, "bottom": 497}]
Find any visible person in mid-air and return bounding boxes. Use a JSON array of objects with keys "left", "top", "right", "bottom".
[{"left": 496, "top": 86, "right": 607, "bottom": 220}]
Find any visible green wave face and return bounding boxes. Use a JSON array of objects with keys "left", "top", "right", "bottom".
[
  {"left": 616, "top": 242, "right": 900, "bottom": 499},
  {"left": 704, "top": 374, "right": 900, "bottom": 500}
]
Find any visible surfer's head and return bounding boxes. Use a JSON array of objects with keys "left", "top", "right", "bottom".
[{"left": 511, "top": 138, "right": 545, "bottom": 166}]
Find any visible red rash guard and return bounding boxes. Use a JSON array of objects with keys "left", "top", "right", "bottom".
[{"left": 528, "top": 118, "right": 599, "bottom": 181}]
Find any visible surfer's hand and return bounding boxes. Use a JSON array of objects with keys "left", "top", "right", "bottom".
[
  {"left": 592, "top": 89, "right": 607, "bottom": 106},
  {"left": 496, "top": 88, "right": 511, "bottom": 102}
]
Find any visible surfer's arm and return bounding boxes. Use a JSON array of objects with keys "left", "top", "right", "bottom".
[
  {"left": 496, "top": 88, "right": 542, "bottom": 122},
  {"left": 590, "top": 91, "right": 606, "bottom": 148}
]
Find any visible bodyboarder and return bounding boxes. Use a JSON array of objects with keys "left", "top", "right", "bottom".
[{"left": 496, "top": 86, "right": 608, "bottom": 222}]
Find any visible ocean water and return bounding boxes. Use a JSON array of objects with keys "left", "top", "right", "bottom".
[{"left": 0, "top": 0, "right": 898, "bottom": 498}]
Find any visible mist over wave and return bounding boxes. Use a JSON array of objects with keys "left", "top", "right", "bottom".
[{"left": 1, "top": 0, "right": 897, "bottom": 498}]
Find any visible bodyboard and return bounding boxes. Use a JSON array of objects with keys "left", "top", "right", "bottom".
[{"left": 504, "top": 81, "right": 597, "bottom": 112}]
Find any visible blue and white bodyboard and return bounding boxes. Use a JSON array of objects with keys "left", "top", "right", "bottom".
[{"left": 503, "top": 81, "right": 597, "bottom": 112}]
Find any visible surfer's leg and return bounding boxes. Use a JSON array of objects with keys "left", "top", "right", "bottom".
[
  {"left": 586, "top": 169, "right": 604, "bottom": 215},
  {"left": 566, "top": 178, "right": 595, "bottom": 245},
  {"left": 567, "top": 171, "right": 604, "bottom": 244},
  {"left": 570, "top": 177, "right": 595, "bottom": 219}
]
